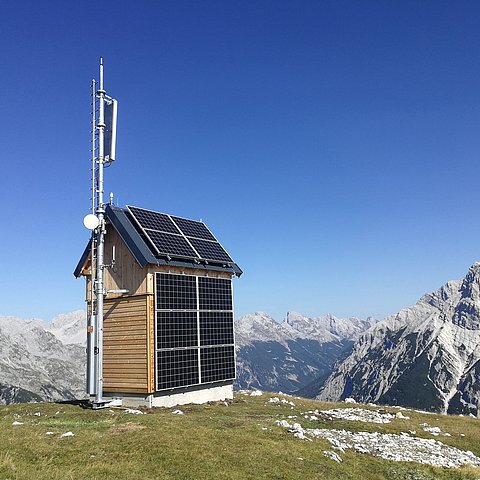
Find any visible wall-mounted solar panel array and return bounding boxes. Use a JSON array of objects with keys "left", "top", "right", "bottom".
[
  {"left": 155, "top": 272, "right": 235, "bottom": 390},
  {"left": 127, "top": 205, "right": 233, "bottom": 264}
]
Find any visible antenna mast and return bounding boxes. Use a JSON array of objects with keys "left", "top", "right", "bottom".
[
  {"left": 86, "top": 58, "right": 118, "bottom": 408},
  {"left": 94, "top": 58, "right": 106, "bottom": 407}
]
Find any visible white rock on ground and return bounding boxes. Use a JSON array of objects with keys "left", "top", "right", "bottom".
[
  {"left": 268, "top": 397, "right": 296, "bottom": 406},
  {"left": 323, "top": 450, "right": 343, "bottom": 463},
  {"left": 276, "top": 421, "right": 480, "bottom": 469},
  {"left": 317, "top": 408, "right": 395, "bottom": 424}
]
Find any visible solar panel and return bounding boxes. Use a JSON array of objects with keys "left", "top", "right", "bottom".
[
  {"left": 200, "top": 346, "right": 236, "bottom": 383},
  {"left": 199, "top": 277, "right": 233, "bottom": 310},
  {"left": 127, "top": 205, "right": 234, "bottom": 264},
  {"left": 189, "top": 238, "right": 233, "bottom": 263},
  {"left": 146, "top": 229, "right": 198, "bottom": 259},
  {"left": 171, "top": 216, "right": 216, "bottom": 241},
  {"left": 200, "top": 312, "right": 234, "bottom": 346},
  {"left": 157, "top": 349, "right": 199, "bottom": 390},
  {"left": 157, "top": 312, "right": 198, "bottom": 349},
  {"left": 128, "top": 206, "right": 179, "bottom": 234},
  {"left": 156, "top": 273, "right": 197, "bottom": 310},
  {"left": 155, "top": 272, "right": 235, "bottom": 391}
]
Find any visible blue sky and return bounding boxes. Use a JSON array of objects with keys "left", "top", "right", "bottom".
[{"left": 1, "top": 1, "right": 480, "bottom": 321}]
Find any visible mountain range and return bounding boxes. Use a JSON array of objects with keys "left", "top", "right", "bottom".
[
  {"left": 0, "top": 312, "right": 85, "bottom": 404},
  {"left": 234, "top": 312, "right": 376, "bottom": 393},
  {"left": 1, "top": 263, "right": 479, "bottom": 415}
]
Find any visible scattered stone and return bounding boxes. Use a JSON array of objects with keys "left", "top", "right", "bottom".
[
  {"left": 319, "top": 407, "right": 395, "bottom": 424},
  {"left": 324, "top": 450, "right": 343, "bottom": 463},
  {"left": 276, "top": 421, "right": 480, "bottom": 468},
  {"left": 59, "top": 432, "right": 75, "bottom": 438},
  {"left": 291, "top": 423, "right": 312, "bottom": 441},
  {"left": 250, "top": 390, "right": 263, "bottom": 396},
  {"left": 46, "top": 432, "right": 55, "bottom": 435},
  {"left": 124, "top": 409, "right": 144, "bottom": 415},
  {"left": 395, "top": 411, "right": 410, "bottom": 420},
  {"left": 422, "top": 425, "right": 451, "bottom": 437},
  {"left": 172, "top": 409, "right": 184, "bottom": 415},
  {"left": 34, "top": 412, "right": 41, "bottom": 417},
  {"left": 344, "top": 398, "right": 356, "bottom": 404},
  {"left": 268, "top": 397, "right": 295, "bottom": 406},
  {"left": 12, "top": 421, "right": 24, "bottom": 426},
  {"left": 275, "top": 420, "right": 291, "bottom": 428}
]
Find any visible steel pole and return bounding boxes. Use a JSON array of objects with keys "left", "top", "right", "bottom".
[{"left": 95, "top": 58, "right": 106, "bottom": 405}]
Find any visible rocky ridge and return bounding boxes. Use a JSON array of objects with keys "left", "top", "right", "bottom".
[
  {"left": 235, "top": 312, "right": 376, "bottom": 393},
  {"left": 0, "top": 313, "right": 86, "bottom": 404},
  {"left": 315, "top": 263, "right": 480, "bottom": 415}
]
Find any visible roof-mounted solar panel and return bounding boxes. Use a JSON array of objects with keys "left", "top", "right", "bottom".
[
  {"left": 128, "top": 206, "right": 179, "bottom": 234},
  {"left": 171, "top": 216, "right": 217, "bottom": 241},
  {"left": 127, "top": 205, "right": 235, "bottom": 264},
  {"left": 188, "top": 238, "right": 233, "bottom": 263},
  {"left": 145, "top": 229, "right": 198, "bottom": 258}
]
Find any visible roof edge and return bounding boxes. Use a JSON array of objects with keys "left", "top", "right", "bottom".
[{"left": 105, "top": 204, "right": 158, "bottom": 268}]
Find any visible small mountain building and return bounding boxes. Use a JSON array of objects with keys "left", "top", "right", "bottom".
[{"left": 75, "top": 205, "right": 242, "bottom": 407}]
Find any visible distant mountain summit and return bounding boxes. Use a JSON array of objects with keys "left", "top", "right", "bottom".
[
  {"left": 45, "top": 310, "right": 86, "bottom": 346},
  {"left": 0, "top": 313, "right": 85, "bottom": 404},
  {"left": 235, "top": 312, "right": 376, "bottom": 393},
  {"left": 315, "top": 263, "right": 480, "bottom": 415}
]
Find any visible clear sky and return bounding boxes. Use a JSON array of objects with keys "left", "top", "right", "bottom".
[{"left": 1, "top": 1, "right": 480, "bottom": 322}]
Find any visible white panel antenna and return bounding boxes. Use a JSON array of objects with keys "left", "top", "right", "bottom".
[{"left": 104, "top": 98, "right": 118, "bottom": 162}]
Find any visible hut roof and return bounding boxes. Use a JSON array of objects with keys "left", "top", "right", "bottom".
[{"left": 74, "top": 205, "right": 242, "bottom": 277}]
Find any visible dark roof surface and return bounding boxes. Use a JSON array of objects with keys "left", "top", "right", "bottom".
[{"left": 74, "top": 205, "right": 242, "bottom": 277}]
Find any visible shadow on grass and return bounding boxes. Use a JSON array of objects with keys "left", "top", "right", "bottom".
[{"left": 55, "top": 399, "right": 91, "bottom": 409}]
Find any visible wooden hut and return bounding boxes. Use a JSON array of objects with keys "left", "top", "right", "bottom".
[{"left": 75, "top": 204, "right": 242, "bottom": 407}]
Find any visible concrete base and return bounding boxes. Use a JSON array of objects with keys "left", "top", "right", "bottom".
[{"left": 104, "top": 381, "right": 233, "bottom": 409}]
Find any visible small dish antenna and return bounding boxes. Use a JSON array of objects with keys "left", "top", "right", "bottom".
[{"left": 83, "top": 214, "right": 100, "bottom": 230}]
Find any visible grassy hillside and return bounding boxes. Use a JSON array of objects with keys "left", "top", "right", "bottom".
[{"left": 0, "top": 392, "right": 479, "bottom": 480}]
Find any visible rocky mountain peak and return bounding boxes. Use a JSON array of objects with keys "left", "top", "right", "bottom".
[
  {"left": 452, "top": 262, "right": 480, "bottom": 330},
  {"left": 46, "top": 310, "right": 86, "bottom": 345},
  {"left": 315, "top": 263, "right": 480, "bottom": 415}
]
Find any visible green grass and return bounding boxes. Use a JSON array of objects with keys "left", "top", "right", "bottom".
[{"left": 0, "top": 393, "right": 479, "bottom": 480}]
